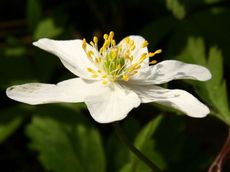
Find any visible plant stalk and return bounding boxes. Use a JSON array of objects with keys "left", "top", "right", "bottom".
[
  {"left": 208, "top": 128, "right": 230, "bottom": 172},
  {"left": 113, "top": 122, "right": 162, "bottom": 172}
]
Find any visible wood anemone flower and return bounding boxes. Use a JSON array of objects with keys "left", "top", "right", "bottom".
[{"left": 6, "top": 32, "right": 212, "bottom": 123}]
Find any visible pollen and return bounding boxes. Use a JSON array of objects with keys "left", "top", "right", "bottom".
[
  {"left": 122, "top": 75, "right": 129, "bottom": 81},
  {"left": 82, "top": 38, "right": 87, "bottom": 50},
  {"left": 83, "top": 31, "right": 161, "bottom": 84},
  {"left": 93, "top": 36, "right": 98, "bottom": 44},
  {"left": 102, "top": 80, "right": 108, "bottom": 85},
  {"left": 150, "top": 60, "right": 157, "bottom": 64},
  {"left": 141, "top": 40, "right": 149, "bottom": 48},
  {"left": 87, "top": 68, "right": 94, "bottom": 73}
]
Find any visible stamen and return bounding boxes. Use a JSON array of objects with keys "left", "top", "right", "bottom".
[
  {"left": 102, "top": 74, "right": 107, "bottom": 78},
  {"left": 122, "top": 75, "right": 129, "bottom": 81},
  {"left": 82, "top": 38, "right": 87, "bottom": 50},
  {"left": 91, "top": 74, "right": 98, "bottom": 78},
  {"left": 87, "top": 68, "right": 95, "bottom": 73},
  {"left": 103, "top": 34, "right": 108, "bottom": 40},
  {"left": 93, "top": 36, "right": 98, "bottom": 44},
  {"left": 129, "top": 40, "right": 134, "bottom": 46},
  {"left": 109, "top": 31, "right": 114, "bottom": 40},
  {"left": 90, "top": 41, "right": 94, "bottom": 47},
  {"left": 102, "top": 80, "right": 108, "bottom": 85},
  {"left": 125, "top": 37, "right": 130, "bottom": 44},
  {"left": 155, "top": 49, "right": 162, "bottom": 54},
  {"left": 150, "top": 60, "right": 157, "bottom": 64},
  {"left": 95, "top": 57, "right": 101, "bottom": 64},
  {"left": 131, "top": 45, "right": 136, "bottom": 51},
  {"left": 141, "top": 40, "right": 149, "bottom": 48},
  {"left": 140, "top": 53, "right": 147, "bottom": 62},
  {"left": 112, "top": 40, "right": 116, "bottom": 46},
  {"left": 148, "top": 49, "right": 162, "bottom": 57},
  {"left": 84, "top": 31, "right": 160, "bottom": 83},
  {"left": 87, "top": 50, "right": 94, "bottom": 58}
]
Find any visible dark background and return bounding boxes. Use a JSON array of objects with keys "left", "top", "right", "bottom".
[{"left": 0, "top": 0, "right": 230, "bottom": 171}]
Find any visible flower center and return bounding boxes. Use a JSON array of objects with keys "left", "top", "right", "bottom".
[{"left": 82, "top": 31, "right": 161, "bottom": 85}]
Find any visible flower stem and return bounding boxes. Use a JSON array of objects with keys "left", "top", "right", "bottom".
[
  {"left": 208, "top": 127, "right": 230, "bottom": 172},
  {"left": 113, "top": 122, "right": 162, "bottom": 172}
]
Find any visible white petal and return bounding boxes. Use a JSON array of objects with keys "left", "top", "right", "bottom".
[
  {"left": 130, "top": 60, "right": 212, "bottom": 85},
  {"left": 85, "top": 83, "right": 141, "bottom": 123},
  {"left": 6, "top": 78, "right": 102, "bottom": 105},
  {"left": 118, "top": 35, "right": 149, "bottom": 68},
  {"left": 129, "top": 84, "right": 209, "bottom": 118},
  {"left": 33, "top": 38, "right": 98, "bottom": 79}
]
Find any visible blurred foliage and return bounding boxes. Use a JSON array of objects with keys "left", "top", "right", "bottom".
[{"left": 0, "top": 0, "right": 230, "bottom": 171}]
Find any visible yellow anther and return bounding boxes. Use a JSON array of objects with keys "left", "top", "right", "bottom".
[
  {"left": 91, "top": 74, "right": 98, "bottom": 78},
  {"left": 103, "top": 40, "right": 109, "bottom": 49},
  {"left": 99, "top": 47, "right": 104, "bottom": 54},
  {"left": 90, "top": 41, "right": 94, "bottom": 46},
  {"left": 148, "top": 52, "right": 155, "bottom": 57},
  {"left": 129, "top": 40, "right": 134, "bottom": 46},
  {"left": 109, "top": 31, "right": 114, "bottom": 39},
  {"left": 103, "top": 34, "right": 108, "bottom": 40},
  {"left": 87, "top": 68, "right": 95, "bottom": 73},
  {"left": 130, "top": 56, "right": 133, "bottom": 61},
  {"left": 82, "top": 38, "right": 87, "bottom": 50},
  {"left": 125, "top": 52, "right": 130, "bottom": 59},
  {"left": 122, "top": 75, "right": 129, "bottom": 81},
  {"left": 111, "top": 50, "right": 117, "bottom": 59},
  {"left": 116, "top": 64, "right": 121, "bottom": 69},
  {"left": 155, "top": 49, "right": 162, "bottom": 54},
  {"left": 97, "top": 70, "right": 102, "bottom": 73},
  {"left": 135, "top": 65, "right": 141, "bottom": 69},
  {"left": 95, "top": 57, "right": 101, "bottom": 63},
  {"left": 102, "top": 74, "right": 108, "bottom": 78},
  {"left": 102, "top": 80, "right": 108, "bottom": 85},
  {"left": 148, "top": 49, "right": 162, "bottom": 57},
  {"left": 87, "top": 50, "right": 94, "bottom": 58},
  {"left": 112, "top": 40, "right": 116, "bottom": 46},
  {"left": 131, "top": 45, "right": 136, "bottom": 51},
  {"left": 125, "top": 37, "right": 130, "bottom": 44},
  {"left": 130, "top": 71, "right": 138, "bottom": 75},
  {"left": 140, "top": 53, "right": 147, "bottom": 61},
  {"left": 130, "top": 63, "right": 138, "bottom": 69},
  {"left": 118, "top": 45, "right": 122, "bottom": 52},
  {"left": 150, "top": 60, "right": 157, "bottom": 64},
  {"left": 93, "top": 36, "right": 98, "bottom": 44},
  {"left": 141, "top": 40, "right": 149, "bottom": 48}
]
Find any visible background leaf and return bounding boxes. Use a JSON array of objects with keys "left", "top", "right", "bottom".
[
  {"left": 26, "top": 111, "right": 106, "bottom": 172},
  {"left": 0, "top": 106, "right": 26, "bottom": 143},
  {"left": 119, "top": 115, "right": 166, "bottom": 172},
  {"left": 33, "top": 18, "right": 63, "bottom": 39},
  {"left": 175, "top": 36, "right": 230, "bottom": 125},
  {"left": 166, "top": 0, "right": 186, "bottom": 20},
  {"left": 26, "top": 0, "right": 42, "bottom": 32}
]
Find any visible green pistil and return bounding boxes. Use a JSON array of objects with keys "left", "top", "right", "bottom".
[{"left": 103, "top": 50, "right": 126, "bottom": 81}]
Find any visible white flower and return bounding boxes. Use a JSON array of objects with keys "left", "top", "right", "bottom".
[{"left": 6, "top": 32, "right": 211, "bottom": 123}]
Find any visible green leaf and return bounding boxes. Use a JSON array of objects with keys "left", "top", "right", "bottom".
[
  {"left": 119, "top": 115, "right": 166, "bottom": 172},
  {"left": 0, "top": 106, "right": 26, "bottom": 143},
  {"left": 177, "top": 37, "right": 206, "bottom": 66},
  {"left": 33, "top": 18, "right": 62, "bottom": 39},
  {"left": 26, "top": 0, "right": 42, "bottom": 31},
  {"left": 26, "top": 113, "right": 106, "bottom": 172},
  {"left": 205, "top": 47, "right": 230, "bottom": 124},
  {"left": 0, "top": 37, "right": 37, "bottom": 89},
  {"left": 166, "top": 0, "right": 186, "bottom": 20},
  {"left": 203, "top": 0, "right": 222, "bottom": 4},
  {"left": 106, "top": 118, "right": 139, "bottom": 172},
  {"left": 175, "top": 36, "right": 230, "bottom": 125}
]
